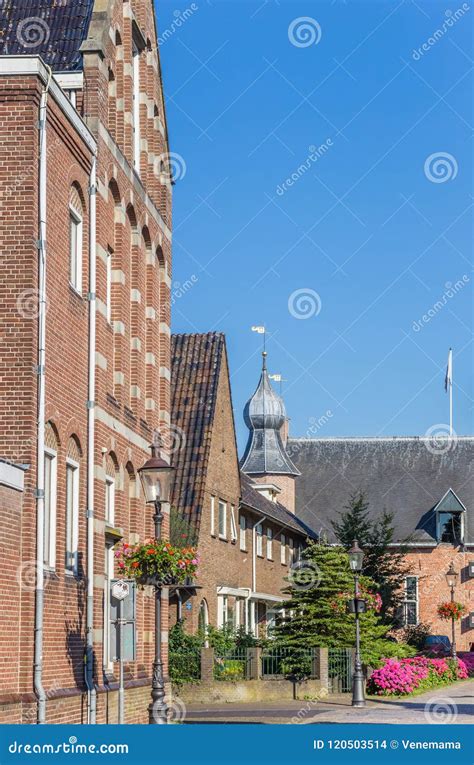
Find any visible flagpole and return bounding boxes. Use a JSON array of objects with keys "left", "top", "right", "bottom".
[{"left": 449, "top": 374, "right": 453, "bottom": 438}]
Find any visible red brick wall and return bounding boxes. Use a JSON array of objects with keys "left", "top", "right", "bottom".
[
  {"left": 0, "top": 0, "right": 173, "bottom": 723},
  {"left": 405, "top": 546, "right": 473, "bottom": 651}
]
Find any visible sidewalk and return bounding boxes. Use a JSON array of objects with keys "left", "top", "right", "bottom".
[{"left": 184, "top": 680, "right": 474, "bottom": 724}]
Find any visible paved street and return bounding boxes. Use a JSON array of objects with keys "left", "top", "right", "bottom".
[{"left": 184, "top": 680, "right": 474, "bottom": 724}]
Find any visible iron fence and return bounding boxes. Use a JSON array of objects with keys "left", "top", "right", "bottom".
[
  {"left": 328, "top": 648, "right": 353, "bottom": 693},
  {"left": 214, "top": 648, "right": 250, "bottom": 681},
  {"left": 261, "top": 647, "right": 316, "bottom": 679}
]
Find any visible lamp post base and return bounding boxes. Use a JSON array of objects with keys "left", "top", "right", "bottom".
[
  {"left": 352, "top": 670, "right": 366, "bottom": 708},
  {"left": 148, "top": 661, "right": 168, "bottom": 725}
]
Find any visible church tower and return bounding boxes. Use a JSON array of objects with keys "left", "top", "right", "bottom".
[{"left": 241, "top": 352, "right": 300, "bottom": 512}]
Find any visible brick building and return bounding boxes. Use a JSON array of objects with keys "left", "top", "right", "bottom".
[
  {"left": 170, "top": 334, "right": 314, "bottom": 637},
  {"left": 0, "top": 0, "right": 172, "bottom": 723},
  {"left": 288, "top": 437, "right": 474, "bottom": 650}
]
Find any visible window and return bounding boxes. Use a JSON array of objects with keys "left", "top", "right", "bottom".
[
  {"left": 438, "top": 512, "right": 463, "bottom": 544},
  {"left": 266, "top": 527, "right": 273, "bottom": 559},
  {"left": 230, "top": 506, "right": 237, "bottom": 542},
  {"left": 217, "top": 595, "right": 228, "bottom": 629},
  {"left": 239, "top": 513, "right": 247, "bottom": 551},
  {"left": 65, "top": 459, "right": 79, "bottom": 573},
  {"left": 210, "top": 496, "right": 216, "bottom": 536},
  {"left": 218, "top": 500, "right": 227, "bottom": 539},
  {"left": 132, "top": 41, "right": 141, "bottom": 172},
  {"left": 288, "top": 537, "right": 294, "bottom": 565},
  {"left": 69, "top": 207, "right": 83, "bottom": 292},
  {"left": 404, "top": 577, "right": 418, "bottom": 626},
  {"left": 280, "top": 533, "right": 286, "bottom": 564},
  {"left": 256, "top": 523, "right": 263, "bottom": 557},
  {"left": 43, "top": 449, "right": 57, "bottom": 568},
  {"left": 106, "top": 248, "right": 112, "bottom": 324},
  {"left": 105, "top": 476, "right": 115, "bottom": 526}
]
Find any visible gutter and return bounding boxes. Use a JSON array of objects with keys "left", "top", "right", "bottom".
[
  {"left": 34, "top": 64, "right": 52, "bottom": 725},
  {"left": 85, "top": 154, "right": 98, "bottom": 724}
]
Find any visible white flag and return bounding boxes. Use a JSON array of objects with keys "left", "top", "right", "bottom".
[
  {"left": 269, "top": 374, "right": 282, "bottom": 382},
  {"left": 445, "top": 348, "right": 453, "bottom": 391},
  {"left": 251, "top": 326, "right": 265, "bottom": 334}
]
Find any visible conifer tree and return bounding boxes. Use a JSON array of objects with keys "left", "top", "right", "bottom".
[{"left": 274, "top": 542, "right": 410, "bottom": 668}]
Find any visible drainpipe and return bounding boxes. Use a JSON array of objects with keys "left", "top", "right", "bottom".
[
  {"left": 251, "top": 516, "right": 266, "bottom": 635},
  {"left": 85, "top": 153, "right": 98, "bottom": 724},
  {"left": 34, "top": 64, "right": 52, "bottom": 725}
]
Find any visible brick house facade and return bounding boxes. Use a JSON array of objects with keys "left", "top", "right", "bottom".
[
  {"left": 0, "top": 0, "right": 172, "bottom": 723},
  {"left": 170, "top": 334, "right": 315, "bottom": 638}
]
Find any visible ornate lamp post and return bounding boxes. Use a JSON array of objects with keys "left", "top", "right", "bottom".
[
  {"left": 138, "top": 445, "right": 174, "bottom": 725},
  {"left": 348, "top": 540, "right": 366, "bottom": 708},
  {"left": 445, "top": 562, "right": 458, "bottom": 661}
]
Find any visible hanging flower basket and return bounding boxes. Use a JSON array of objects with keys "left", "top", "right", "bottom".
[
  {"left": 115, "top": 539, "right": 199, "bottom": 588},
  {"left": 330, "top": 586, "right": 382, "bottom": 615},
  {"left": 437, "top": 601, "right": 466, "bottom": 621}
]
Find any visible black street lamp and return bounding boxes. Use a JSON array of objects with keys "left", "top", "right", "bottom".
[
  {"left": 445, "top": 562, "right": 459, "bottom": 661},
  {"left": 138, "top": 444, "right": 174, "bottom": 725},
  {"left": 348, "top": 540, "right": 366, "bottom": 708}
]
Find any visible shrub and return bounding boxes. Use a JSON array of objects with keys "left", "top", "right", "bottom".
[
  {"left": 214, "top": 659, "right": 246, "bottom": 681},
  {"left": 399, "top": 622, "right": 432, "bottom": 650},
  {"left": 458, "top": 652, "right": 474, "bottom": 677},
  {"left": 367, "top": 656, "right": 468, "bottom": 696}
]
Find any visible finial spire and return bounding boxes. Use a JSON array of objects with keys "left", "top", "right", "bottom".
[{"left": 262, "top": 350, "right": 267, "bottom": 370}]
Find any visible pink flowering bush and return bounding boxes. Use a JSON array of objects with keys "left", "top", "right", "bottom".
[
  {"left": 458, "top": 652, "right": 474, "bottom": 677},
  {"left": 367, "top": 656, "right": 468, "bottom": 696}
]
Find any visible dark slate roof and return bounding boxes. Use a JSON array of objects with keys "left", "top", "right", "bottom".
[
  {"left": 241, "top": 355, "right": 300, "bottom": 477},
  {"left": 170, "top": 333, "right": 226, "bottom": 531},
  {"left": 287, "top": 437, "right": 474, "bottom": 545},
  {"left": 240, "top": 472, "right": 316, "bottom": 539},
  {"left": 0, "top": 1, "right": 94, "bottom": 71}
]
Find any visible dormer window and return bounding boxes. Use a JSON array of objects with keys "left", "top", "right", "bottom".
[{"left": 434, "top": 488, "right": 466, "bottom": 545}]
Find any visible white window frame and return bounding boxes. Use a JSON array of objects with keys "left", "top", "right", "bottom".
[
  {"left": 43, "top": 448, "right": 57, "bottom": 569},
  {"left": 210, "top": 495, "right": 216, "bottom": 536},
  {"left": 217, "top": 594, "right": 228, "bottom": 629},
  {"left": 218, "top": 500, "right": 227, "bottom": 539},
  {"left": 266, "top": 527, "right": 273, "bottom": 560},
  {"left": 65, "top": 458, "right": 80, "bottom": 574},
  {"left": 106, "top": 249, "right": 112, "bottom": 324},
  {"left": 69, "top": 206, "right": 83, "bottom": 293},
  {"left": 256, "top": 523, "right": 263, "bottom": 557},
  {"left": 239, "top": 513, "right": 247, "bottom": 551},
  {"left": 280, "top": 533, "right": 286, "bottom": 564},
  {"left": 288, "top": 537, "right": 294, "bottom": 565},
  {"left": 404, "top": 576, "right": 419, "bottom": 627},
  {"left": 230, "top": 506, "right": 237, "bottom": 542},
  {"left": 105, "top": 476, "right": 115, "bottom": 526},
  {"left": 132, "top": 41, "right": 141, "bottom": 173}
]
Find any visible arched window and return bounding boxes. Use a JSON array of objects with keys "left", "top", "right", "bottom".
[
  {"left": 66, "top": 436, "right": 82, "bottom": 573},
  {"left": 69, "top": 184, "right": 85, "bottom": 293},
  {"left": 44, "top": 422, "right": 60, "bottom": 568}
]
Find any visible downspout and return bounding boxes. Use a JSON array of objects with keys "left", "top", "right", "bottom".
[
  {"left": 85, "top": 154, "right": 97, "bottom": 724},
  {"left": 34, "top": 64, "right": 52, "bottom": 725}
]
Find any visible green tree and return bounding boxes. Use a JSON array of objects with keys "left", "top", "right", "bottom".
[
  {"left": 332, "top": 491, "right": 410, "bottom": 622},
  {"left": 274, "top": 542, "right": 412, "bottom": 667}
]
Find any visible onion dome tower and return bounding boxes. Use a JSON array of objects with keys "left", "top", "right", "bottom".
[{"left": 241, "top": 352, "right": 299, "bottom": 511}]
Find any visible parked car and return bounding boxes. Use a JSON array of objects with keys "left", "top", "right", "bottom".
[{"left": 421, "top": 635, "right": 451, "bottom": 656}]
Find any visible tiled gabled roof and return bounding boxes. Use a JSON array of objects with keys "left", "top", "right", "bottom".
[
  {"left": 240, "top": 472, "right": 316, "bottom": 539},
  {"left": 0, "top": 1, "right": 94, "bottom": 71},
  {"left": 170, "top": 333, "right": 225, "bottom": 531}
]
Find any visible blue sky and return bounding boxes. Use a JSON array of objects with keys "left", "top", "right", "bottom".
[{"left": 156, "top": 0, "right": 473, "bottom": 451}]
